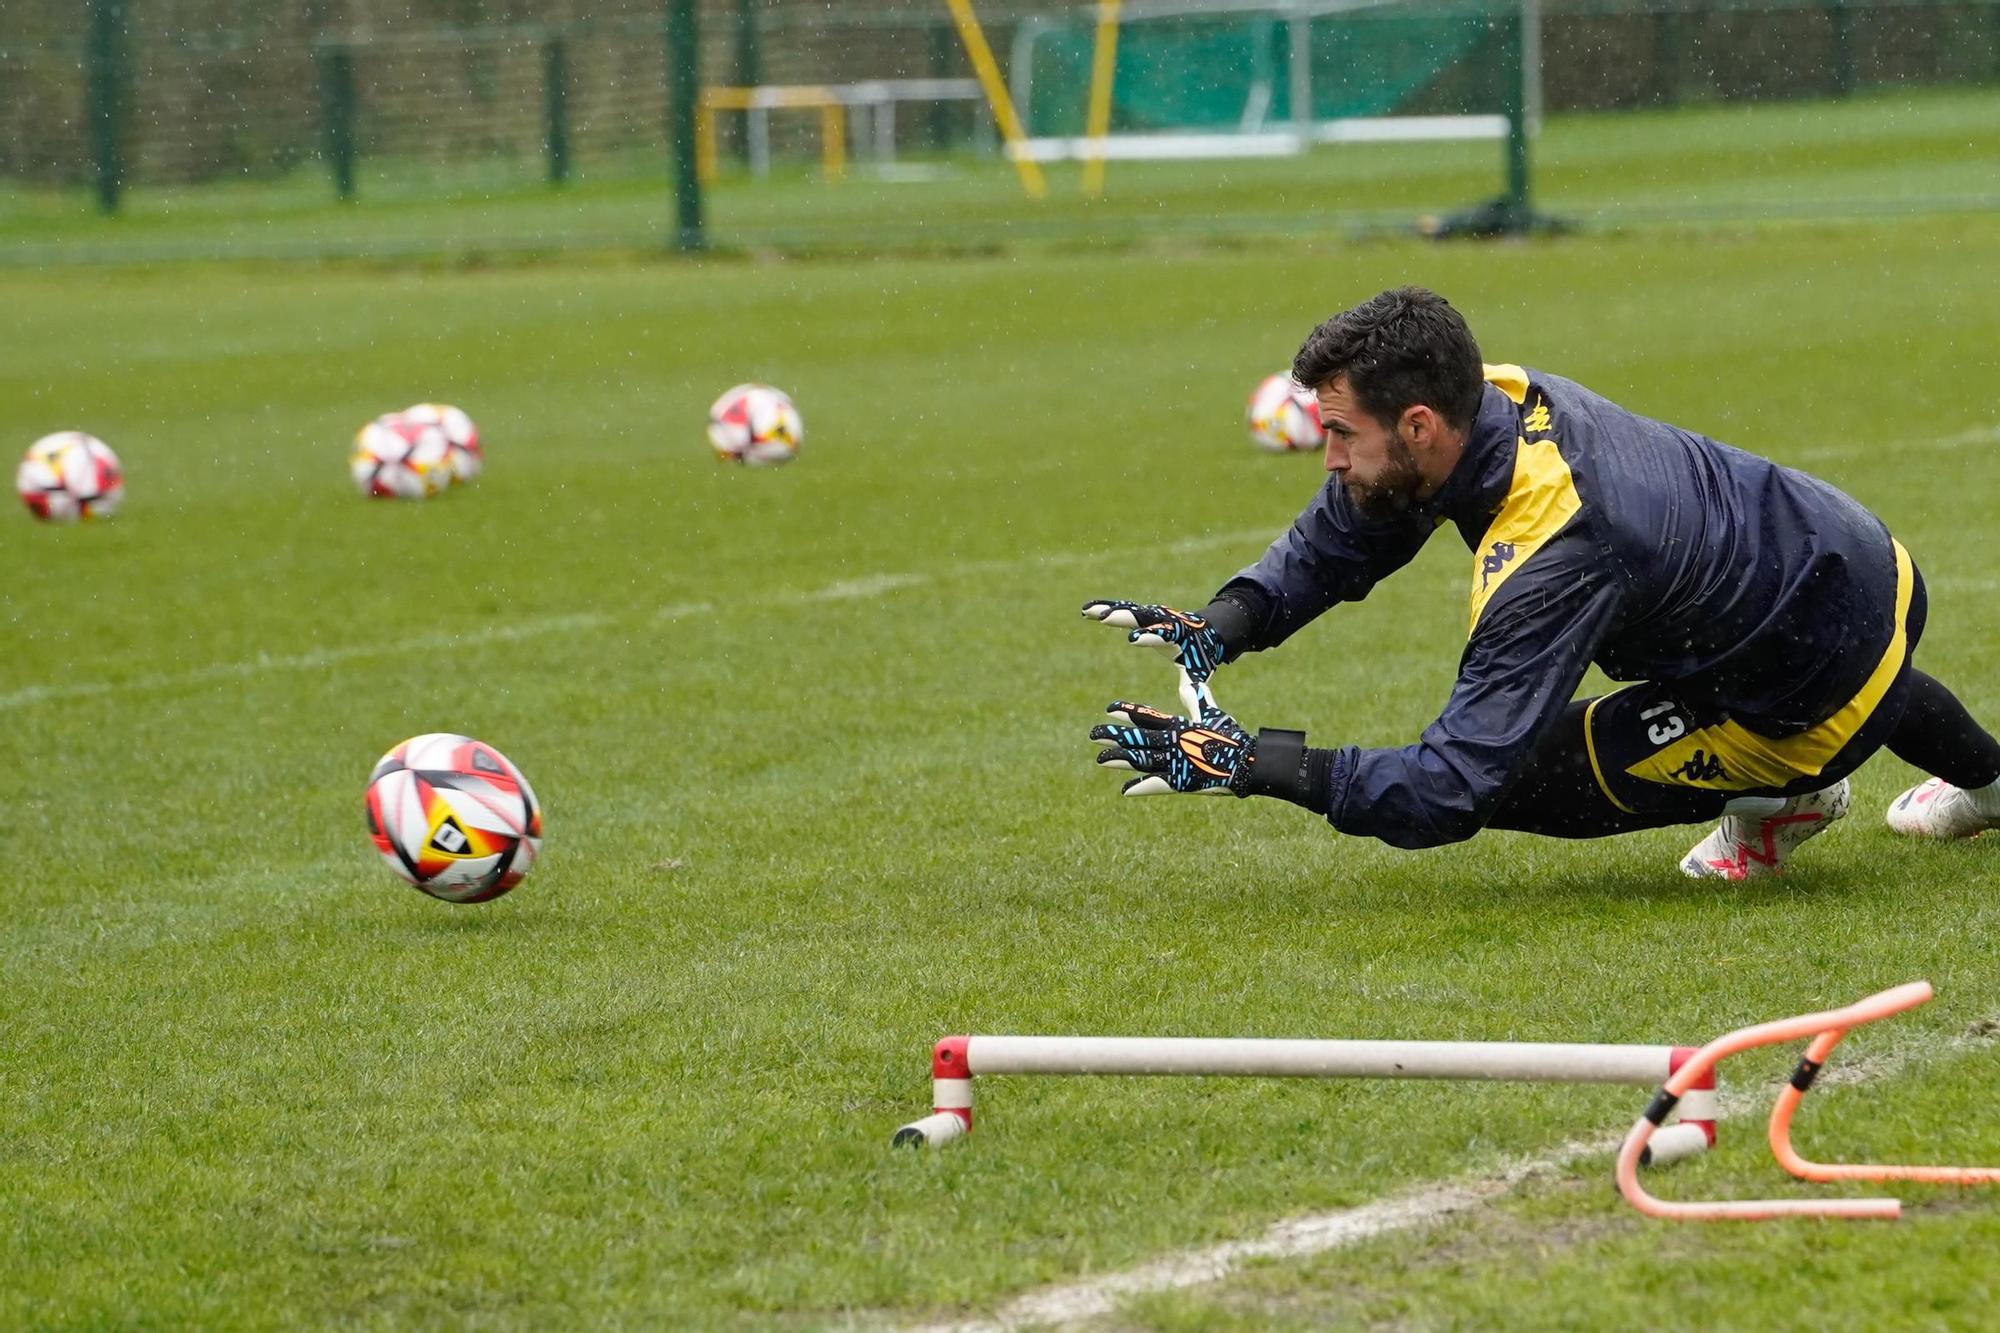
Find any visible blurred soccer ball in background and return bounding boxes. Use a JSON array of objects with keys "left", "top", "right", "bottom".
[
  {"left": 708, "top": 383, "right": 803, "bottom": 466},
  {"left": 404, "top": 402, "right": 482, "bottom": 485},
  {"left": 1245, "top": 374, "right": 1326, "bottom": 453},
  {"left": 15, "top": 432, "right": 124, "bottom": 521},
  {"left": 351, "top": 412, "right": 453, "bottom": 499},
  {"left": 365, "top": 733, "right": 542, "bottom": 904}
]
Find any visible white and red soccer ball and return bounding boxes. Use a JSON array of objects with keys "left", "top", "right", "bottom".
[
  {"left": 1245, "top": 374, "right": 1325, "bottom": 453},
  {"left": 402, "top": 400, "right": 484, "bottom": 482},
  {"left": 351, "top": 414, "right": 451, "bottom": 499},
  {"left": 365, "top": 733, "right": 542, "bottom": 904},
  {"left": 16, "top": 432, "right": 124, "bottom": 521},
  {"left": 708, "top": 383, "right": 803, "bottom": 466},
  {"left": 350, "top": 404, "right": 479, "bottom": 498},
  {"left": 404, "top": 402, "right": 482, "bottom": 485}
]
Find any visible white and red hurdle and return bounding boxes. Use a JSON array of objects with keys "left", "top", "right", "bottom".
[
  {"left": 894, "top": 1035, "right": 1720, "bottom": 1165},
  {"left": 897, "top": 980, "right": 1999, "bottom": 1221}
]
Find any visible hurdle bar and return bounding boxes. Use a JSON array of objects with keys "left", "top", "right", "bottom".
[
  {"left": 696, "top": 79, "right": 987, "bottom": 185},
  {"left": 697, "top": 86, "right": 848, "bottom": 185},
  {"left": 1618, "top": 980, "right": 2000, "bottom": 1221},
  {"left": 894, "top": 1034, "right": 1718, "bottom": 1165}
]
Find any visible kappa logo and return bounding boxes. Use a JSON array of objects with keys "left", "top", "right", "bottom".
[
  {"left": 1480, "top": 540, "right": 1517, "bottom": 589},
  {"left": 1523, "top": 400, "right": 1552, "bottom": 434},
  {"left": 1672, "top": 749, "right": 1729, "bottom": 783}
]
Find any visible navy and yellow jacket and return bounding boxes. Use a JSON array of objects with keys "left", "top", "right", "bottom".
[{"left": 1213, "top": 365, "right": 1905, "bottom": 849}]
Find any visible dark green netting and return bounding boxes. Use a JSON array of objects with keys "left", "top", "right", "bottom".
[{"left": 1024, "top": 3, "right": 1510, "bottom": 136}]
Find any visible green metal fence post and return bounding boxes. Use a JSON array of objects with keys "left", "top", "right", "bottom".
[
  {"left": 734, "top": 0, "right": 760, "bottom": 87},
  {"left": 666, "top": 0, "right": 705, "bottom": 252},
  {"left": 317, "top": 44, "right": 358, "bottom": 201},
  {"left": 85, "top": 0, "right": 127, "bottom": 215},
  {"left": 929, "top": 21, "right": 954, "bottom": 150},
  {"left": 1650, "top": 9, "right": 1679, "bottom": 107},
  {"left": 1501, "top": 6, "right": 1531, "bottom": 230},
  {"left": 733, "top": 0, "right": 760, "bottom": 162},
  {"left": 1830, "top": 0, "right": 1858, "bottom": 98},
  {"left": 545, "top": 36, "right": 571, "bottom": 185}
]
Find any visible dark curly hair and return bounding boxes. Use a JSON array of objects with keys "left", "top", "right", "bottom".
[{"left": 1291, "top": 287, "right": 1485, "bottom": 432}]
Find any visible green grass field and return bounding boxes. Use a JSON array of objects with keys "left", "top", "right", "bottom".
[
  {"left": 3, "top": 87, "right": 1999, "bottom": 263},
  {"left": 6, "top": 167, "right": 2000, "bottom": 1325}
]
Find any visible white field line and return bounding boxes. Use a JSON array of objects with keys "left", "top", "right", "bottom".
[
  {"left": 919, "top": 1141, "right": 1615, "bottom": 1333},
  {"left": 0, "top": 528, "right": 1278, "bottom": 714},
  {"left": 916, "top": 1025, "right": 1997, "bottom": 1333},
  {"left": 1789, "top": 422, "right": 2000, "bottom": 464},
  {"left": 814, "top": 573, "right": 932, "bottom": 601},
  {"left": 1922, "top": 574, "right": 2000, "bottom": 594},
  {"left": 0, "top": 612, "right": 618, "bottom": 712}
]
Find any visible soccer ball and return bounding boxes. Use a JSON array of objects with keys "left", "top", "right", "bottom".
[
  {"left": 16, "top": 432, "right": 124, "bottom": 521},
  {"left": 365, "top": 733, "right": 542, "bottom": 904},
  {"left": 351, "top": 413, "right": 452, "bottom": 499},
  {"left": 708, "top": 383, "right": 803, "bottom": 466},
  {"left": 404, "top": 402, "right": 482, "bottom": 485},
  {"left": 1245, "top": 374, "right": 1325, "bottom": 453}
]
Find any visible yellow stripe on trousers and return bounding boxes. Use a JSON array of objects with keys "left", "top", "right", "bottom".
[{"left": 1621, "top": 540, "right": 1915, "bottom": 792}]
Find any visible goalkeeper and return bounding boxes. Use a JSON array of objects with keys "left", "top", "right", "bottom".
[{"left": 1085, "top": 286, "right": 2000, "bottom": 878}]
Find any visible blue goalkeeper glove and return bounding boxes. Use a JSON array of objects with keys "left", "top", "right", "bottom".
[
  {"left": 1090, "top": 688, "right": 1253, "bottom": 797},
  {"left": 1079, "top": 599, "right": 1230, "bottom": 685}
]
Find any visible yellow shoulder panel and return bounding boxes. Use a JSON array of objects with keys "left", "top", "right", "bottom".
[
  {"left": 1467, "top": 437, "right": 1583, "bottom": 632},
  {"left": 1482, "top": 363, "right": 1530, "bottom": 405}
]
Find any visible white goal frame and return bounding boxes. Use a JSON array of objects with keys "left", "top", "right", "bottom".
[{"left": 1005, "top": 0, "right": 1533, "bottom": 165}]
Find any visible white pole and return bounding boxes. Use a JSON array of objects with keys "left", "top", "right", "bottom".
[
  {"left": 1521, "top": 0, "right": 1543, "bottom": 136},
  {"left": 749, "top": 106, "right": 771, "bottom": 178},
  {"left": 1287, "top": 0, "right": 1311, "bottom": 148},
  {"left": 894, "top": 1112, "right": 968, "bottom": 1147},
  {"left": 1642, "top": 1122, "right": 1711, "bottom": 1167},
  {"left": 893, "top": 1034, "right": 1716, "bottom": 1152},
  {"left": 965, "top": 1035, "right": 1680, "bottom": 1084}
]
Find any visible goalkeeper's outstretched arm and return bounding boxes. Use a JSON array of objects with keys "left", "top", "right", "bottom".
[
  {"left": 1085, "top": 526, "right": 1628, "bottom": 850},
  {"left": 1081, "top": 470, "right": 1438, "bottom": 684},
  {"left": 1212, "top": 473, "right": 1438, "bottom": 654}
]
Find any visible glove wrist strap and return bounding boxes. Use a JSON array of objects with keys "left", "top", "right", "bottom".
[
  {"left": 1198, "top": 592, "right": 1264, "bottom": 656},
  {"left": 1234, "top": 728, "right": 1306, "bottom": 800}
]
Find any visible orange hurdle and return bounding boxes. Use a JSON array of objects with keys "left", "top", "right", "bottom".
[
  {"left": 1769, "top": 1018, "right": 2000, "bottom": 1189},
  {"left": 1617, "top": 980, "right": 1999, "bottom": 1221}
]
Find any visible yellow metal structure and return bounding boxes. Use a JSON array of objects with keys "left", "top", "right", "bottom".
[
  {"left": 697, "top": 85, "right": 847, "bottom": 185},
  {"left": 1082, "top": 0, "right": 1123, "bottom": 197},
  {"left": 942, "top": 0, "right": 1047, "bottom": 199}
]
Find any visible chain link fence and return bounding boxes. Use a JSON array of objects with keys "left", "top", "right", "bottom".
[
  {"left": 3, "top": 0, "right": 1996, "bottom": 193},
  {"left": 1, "top": 0, "right": 1996, "bottom": 260}
]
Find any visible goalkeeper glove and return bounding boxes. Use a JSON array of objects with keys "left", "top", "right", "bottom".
[
  {"left": 1079, "top": 599, "right": 1230, "bottom": 684},
  {"left": 1089, "top": 675, "right": 1323, "bottom": 807},
  {"left": 1090, "top": 694, "right": 1254, "bottom": 796}
]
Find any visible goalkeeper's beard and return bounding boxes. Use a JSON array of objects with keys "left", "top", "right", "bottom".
[{"left": 1342, "top": 432, "right": 1426, "bottom": 519}]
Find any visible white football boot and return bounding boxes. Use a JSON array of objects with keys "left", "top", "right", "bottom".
[
  {"left": 1679, "top": 779, "right": 1851, "bottom": 880},
  {"left": 1885, "top": 777, "right": 2000, "bottom": 840}
]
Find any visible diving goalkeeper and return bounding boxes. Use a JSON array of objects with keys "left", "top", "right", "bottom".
[{"left": 1084, "top": 286, "right": 2000, "bottom": 878}]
